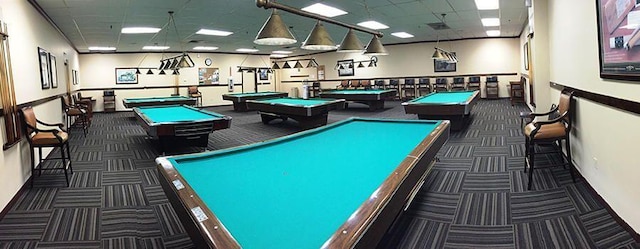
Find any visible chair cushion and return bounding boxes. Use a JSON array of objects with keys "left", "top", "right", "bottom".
[
  {"left": 524, "top": 122, "right": 566, "bottom": 139},
  {"left": 31, "top": 131, "right": 68, "bottom": 145},
  {"left": 190, "top": 93, "right": 202, "bottom": 98},
  {"left": 67, "top": 108, "right": 85, "bottom": 115}
]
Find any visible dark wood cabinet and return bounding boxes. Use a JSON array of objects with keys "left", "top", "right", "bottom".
[
  {"left": 485, "top": 76, "right": 499, "bottom": 99},
  {"left": 103, "top": 90, "right": 115, "bottom": 112}
]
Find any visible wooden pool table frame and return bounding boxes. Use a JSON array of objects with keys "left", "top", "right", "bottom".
[
  {"left": 402, "top": 91, "right": 480, "bottom": 131},
  {"left": 156, "top": 118, "right": 450, "bottom": 248},
  {"left": 222, "top": 92, "right": 289, "bottom": 111},
  {"left": 133, "top": 105, "right": 231, "bottom": 153},
  {"left": 123, "top": 96, "right": 197, "bottom": 108},
  {"left": 319, "top": 89, "right": 397, "bottom": 111},
  {"left": 246, "top": 98, "right": 346, "bottom": 129}
]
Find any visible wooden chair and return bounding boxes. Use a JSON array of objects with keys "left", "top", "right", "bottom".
[
  {"left": 509, "top": 77, "right": 525, "bottom": 105},
  {"left": 388, "top": 79, "right": 400, "bottom": 99},
  {"left": 350, "top": 80, "right": 362, "bottom": 89},
  {"left": 73, "top": 93, "right": 93, "bottom": 126},
  {"left": 485, "top": 76, "right": 499, "bottom": 99},
  {"left": 360, "top": 80, "right": 371, "bottom": 89},
  {"left": 18, "top": 106, "right": 73, "bottom": 187},
  {"left": 338, "top": 80, "right": 350, "bottom": 89},
  {"left": 418, "top": 78, "right": 431, "bottom": 96},
  {"left": 451, "top": 77, "right": 465, "bottom": 91},
  {"left": 434, "top": 78, "right": 449, "bottom": 92},
  {"left": 522, "top": 89, "right": 576, "bottom": 190},
  {"left": 374, "top": 80, "right": 385, "bottom": 89},
  {"left": 188, "top": 86, "right": 203, "bottom": 106},
  {"left": 401, "top": 78, "right": 416, "bottom": 100},
  {"left": 467, "top": 76, "right": 481, "bottom": 91},
  {"left": 62, "top": 95, "right": 88, "bottom": 137}
]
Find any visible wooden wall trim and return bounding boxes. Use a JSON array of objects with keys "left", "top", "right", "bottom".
[
  {"left": 282, "top": 72, "right": 518, "bottom": 83},
  {"left": 550, "top": 81, "right": 640, "bottom": 115},
  {"left": 77, "top": 84, "right": 239, "bottom": 92}
]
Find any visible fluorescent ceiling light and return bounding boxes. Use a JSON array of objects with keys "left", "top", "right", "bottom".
[
  {"left": 193, "top": 46, "right": 219, "bottom": 50},
  {"left": 121, "top": 27, "right": 161, "bottom": 34},
  {"left": 486, "top": 30, "right": 500, "bottom": 36},
  {"left": 270, "top": 54, "right": 288, "bottom": 58},
  {"left": 475, "top": 0, "right": 499, "bottom": 10},
  {"left": 142, "top": 46, "right": 169, "bottom": 50},
  {"left": 236, "top": 48, "right": 259, "bottom": 53},
  {"left": 196, "top": 29, "right": 233, "bottom": 36},
  {"left": 272, "top": 50, "right": 293, "bottom": 54},
  {"left": 88, "top": 46, "right": 116, "bottom": 51},
  {"left": 391, "top": 32, "right": 414, "bottom": 38},
  {"left": 481, "top": 18, "right": 500, "bottom": 27},
  {"left": 302, "top": 3, "right": 347, "bottom": 17},
  {"left": 357, "top": 21, "right": 389, "bottom": 30}
]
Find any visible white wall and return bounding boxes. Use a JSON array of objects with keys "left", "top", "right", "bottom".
[
  {"left": 276, "top": 38, "right": 521, "bottom": 98},
  {"left": 546, "top": 0, "right": 640, "bottom": 232},
  {"left": 0, "top": 0, "right": 79, "bottom": 212},
  {"left": 79, "top": 53, "right": 275, "bottom": 110}
]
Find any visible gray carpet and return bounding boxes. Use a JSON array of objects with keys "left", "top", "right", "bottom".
[{"left": 0, "top": 99, "right": 638, "bottom": 249}]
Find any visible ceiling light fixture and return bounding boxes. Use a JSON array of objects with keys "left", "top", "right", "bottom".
[
  {"left": 254, "top": 9, "right": 297, "bottom": 45},
  {"left": 391, "top": 32, "right": 414, "bottom": 38},
  {"left": 481, "top": 18, "right": 500, "bottom": 27},
  {"left": 302, "top": 3, "right": 347, "bottom": 17},
  {"left": 193, "top": 46, "right": 219, "bottom": 50},
  {"left": 486, "top": 30, "right": 501, "bottom": 36},
  {"left": 196, "top": 29, "right": 233, "bottom": 36},
  {"left": 431, "top": 14, "right": 457, "bottom": 63},
  {"left": 337, "top": 29, "right": 364, "bottom": 53},
  {"left": 121, "top": 27, "right": 161, "bottom": 34},
  {"left": 474, "top": 0, "right": 500, "bottom": 10},
  {"left": 154, "top": 11, "right": 195, "bottom": 71},
  {"left": 357, "top": 21, "right": 389, "bottom": 30},
  {"left": 255, "top": 0, "right": 388, "bottom": 55},
  {"left": 364, "top": 35, "right": 388, "bottom": 55},
  {"left": 88, "top": 46, "right": 116, "bottom": 51}
]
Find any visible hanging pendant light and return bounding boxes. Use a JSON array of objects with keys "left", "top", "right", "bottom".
[
  {"left": 146, "top": 69, "right": 154, "bottom": 75},
  {"left": 172, "top": 69, "right": 179, "bottom": 75},
  {"left": 158, "top": 61, "right": 165, "bottom": 70},
  {"left": 135, "top": 68, "right": 141, "bottom": 74},
  {"left": 159, "top": 70, "right": 166, "bottom": 75},
  {"left": 337, "top": 29, "right": 364, "bottom": 53},
  {"left": 254, "top": 9, "right": 297, "bottom": 45},
  {"left": 358, "top": 62, "right": 365, "bottom": 68},
  {"left": 282, "top": 61, "right": 291, "bottom": 69},
  {"left": 306, "top": 59, "right": 318, "bottom": 68},
  {"left": 293, "top": 61, "right": 303, "bottom": 68},
  {"left": 272, "top": 62, "right": 281, "bottom": 69},
  {"left": 301, "top": 21, "right": 337, "bottom": 50},
  {"left": 363, "top": 35, "right": 388, "bottom": 55}
]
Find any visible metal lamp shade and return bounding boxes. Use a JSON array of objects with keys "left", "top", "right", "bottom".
[
  {"left": 363, "top": 35, "right": 388, "bottom": 55},
  {"left": 301, "top": 21, "right": 336, "bottom": 50},
  {"left": 272, "top": 62, "right": 281, "bottom": 69},
  {"left": 293, "top": 61, "right": 303, "bottom": 68},
  {"left": 337, "top": 29, "right": 364, "bottom": 53},
  {"left": 254, "top": 10, "right": 297, "bottom": 45},
  {"left": 282, "top": 61, "right": 291, "bottom": 69},
  {"left": 432, "top": 49, "right": 447, "bottom": 61}
]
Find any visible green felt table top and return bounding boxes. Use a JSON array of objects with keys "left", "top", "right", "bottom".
[
  {"left": 255, "top": 97, "right": 337, "bottom": 107},
  {"left": 409, "top": 91, "right": 477, "bottom": 104},
  {"left": 136, "top": 105, "right": 224, "bottom": 123},
  {"left": 123, "top": 96, "right": 192, "bottom": 103},
  {"left": 167, "top": 118, "right": 441, "bottom": 249},
  {"left": 323, "top": 89, "right": 394, "bottom": 94},
  {"left": 225, "top": 91, "right": 285, "bottom": 97}
]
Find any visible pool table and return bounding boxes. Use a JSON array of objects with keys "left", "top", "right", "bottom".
[
  {"left": 133, "top": 105, "right": 231, "bottom": 153},
  {"left": 319, "top": 89, "right": 397, "bottom": 111},
  {"left": 156, "top": 117, "right": 450, "bottom": 249},
  {"left": 402, "top": 90, "right": 480, "bottom": 131},
  {"left": 222, "top": 91, "right": 289, "bottom": 111},
  {"left": 246, "top": 97, "right": 345, "bottom": 129},
  {"left": 123, "top": 96, "right": 197, "bottom": 108}
]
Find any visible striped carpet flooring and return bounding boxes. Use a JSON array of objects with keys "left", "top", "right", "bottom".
[{"left": 0, "top": 99, "right": 637, "bottom": 248}]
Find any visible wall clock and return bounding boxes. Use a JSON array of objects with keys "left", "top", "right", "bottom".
[{"left": 204, "top": 58, "right": 212, "bottom": 66}]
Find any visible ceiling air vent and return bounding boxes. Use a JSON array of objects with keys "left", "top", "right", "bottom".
[{"left": 427, "top": 22, "right": 450, "bottom": 30}]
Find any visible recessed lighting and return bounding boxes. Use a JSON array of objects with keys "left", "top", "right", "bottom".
[
  {"left": 357, "top": 21, "right": 389, "bottom": 30},
  {"left": 475, "top": 0, "right": 499, "bottom": 10},
  {"left": 270, "top": 54, "right": 288, "bottom": 58},
  {"left": 193, "top": 46, "right": 219, "bottom": 50},
  {"left": 272, "top": 50, "right": 293, "bottom": 54},
  {"left": 121, "top": 27, "right": 161, "bottom": 34},
  {"left": 236, "top": 48, "right": 259, "bottom": 53},
  {"left": 196, "top": 29, "right": 233, "bottom": 36},
  {"left": 391, "top": 32, "right": 414, "bottom": 38},
  {"left": 88, "top": 46, "right": 116, "bottom": 51},
  {"left": 486, "top": 30, "right": 500, "bottom": 36},
  {"left": 302, "top": 3, "right": 347, "bottom": 17},
  {"left": 142, "top": 46, "right": 170, "bottom": 50},
  {"left": 481, "top": 18, "right": 500, "bottom": 27}
]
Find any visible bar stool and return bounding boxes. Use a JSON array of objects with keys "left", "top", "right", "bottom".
[{"left": 188, "top": 86, "right": 203, "bottom": 106}]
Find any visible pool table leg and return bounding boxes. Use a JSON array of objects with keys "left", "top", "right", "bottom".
[
  {"left": 260, "top": 112, "right": 288, "bottom": 124},
  {"left": 292, "top": 113, "right": 328, "bottom": 129},
  {"left": 367, "top": 101, "right": 385, "bottom": 111},
  {"left": 233, "top": 102, "right": 250, "bottom": 112}
]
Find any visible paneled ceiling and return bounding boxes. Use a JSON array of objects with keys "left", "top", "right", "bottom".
[{"left": 33, "top": 0, "right": 528, "bottom": 55}]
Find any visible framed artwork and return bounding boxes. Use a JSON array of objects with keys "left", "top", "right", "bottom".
[
  {"left": 258, "top": 68, "right": 269, "bottom": 81},
  {"left": 72, "top": 70, "right": 79, "bottom": 85},
  {"left": 198, "top": 68, "right": 220, "bottom": 85},
  {"left": 524, "top": 42, "right": 529, "bottom": 70},
  {"left": 337, "top": 59, "right": 354, "bottom": 76},
  {"left": 596, "top": 0, "right": 640, "bottom": 80},
  {"left": 115, "top": 68, "right": 138, "bottom": 84},
  {"left": 49, "top": 54, "right": 58, "bottom": 88},
  {"left": 434, "top": 52, "right": 457, "bottom": 72},
  {"left": 38, "top": 47, "right": 50, "bottom": 89}
]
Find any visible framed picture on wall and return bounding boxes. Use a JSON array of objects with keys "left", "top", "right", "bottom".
[
  {"left": 434, "top": 52, "right": 456, "bottom": 72},
  {"left": 198, "top": 68, "right": 220, "bottom": 85},
  {"left": 596, "top": 0, "right": 640, "bottom": 80},
  {"left": 258, "top": 68, "right": 269, "bottom": 81},
  {"left": 337, "top": 59, "right": 354, "bottom": 76},
  {"left": 38, "top": 47, "right": 50, "bottom": 89},
  {"left": 115, "top": 68, "right": 138, "bottom": 84},
  {"left": 49, "top": 54, "right": 58, "bottom": 88}
]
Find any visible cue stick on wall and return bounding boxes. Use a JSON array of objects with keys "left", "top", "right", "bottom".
[{"left": 0, "top": 20, "right": 21, "bottom": 147}]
